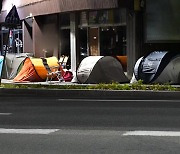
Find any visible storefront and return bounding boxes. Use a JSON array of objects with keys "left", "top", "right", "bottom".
[
  {"left": 0, "top": 0, "right": 142, "bottom": 77},
  {"left": 59, "top": 8, "right": 127, "bottom": 70}
]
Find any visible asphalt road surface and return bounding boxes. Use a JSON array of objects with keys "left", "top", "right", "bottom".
[{"left": 0, "top": 96, "right": 180, "bottom": 154}]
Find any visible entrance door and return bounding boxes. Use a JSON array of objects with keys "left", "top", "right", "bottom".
[{"left": 89, "top": 28, "right": 99, "bottom": 56}]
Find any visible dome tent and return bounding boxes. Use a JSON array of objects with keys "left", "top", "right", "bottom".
[
  {"left": 152, "top": 55, "right": 180, "bottom": 84},
  {"left": 77, "top": 56, "right": 129, "bottom": 84},
  {"left": 13, "top": 56, "right": 61, "bottom": 82},
  {"left": 4, "top": 53, "right": 33, "bottom": 80},
  {"left": 133, "top": 51, "right": 180, "bottom": 84}
]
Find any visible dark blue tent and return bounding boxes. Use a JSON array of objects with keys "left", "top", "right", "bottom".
[{"left": 134, "top": 51, "right": 180, "bottom": 84}]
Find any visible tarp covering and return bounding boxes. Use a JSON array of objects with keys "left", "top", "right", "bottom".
[
  {"left": 13, "top": 56, "right": 60, "bottom": 82},
  {"left": 133, "top": 51, "right": 180, "bottom": 84},
  {"left": 77, "top": 56, "right": 129, "bottom": 84}
]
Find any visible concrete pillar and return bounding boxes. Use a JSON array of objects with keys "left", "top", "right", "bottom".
[
  {"left": 70, "top": 13, "right": 77, "bottom": 72},
  {"left": 22, "top": 19, "right": 33, "bottom": 54},
  {"left": 33, "top": 15, "right": 59, "bottom": 58},
  {"left": 126, "top": 10, "right": 142, "bottom": 79},
  {"left": 32, "top": 17, "right": 42, "bottom": 57}
]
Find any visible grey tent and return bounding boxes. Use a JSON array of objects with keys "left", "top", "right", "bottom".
[
  {"left": 77, "top": 56, "right": 129, "bottom": 84},
  {"left": 3, "top": 53, "right": 33, "bottom": 79},
  {"left": 153, "top": 55, "right": 180, "bottom": 84},
  {"left": 133, "top": 51, "right": 180, "bottom": 84}
]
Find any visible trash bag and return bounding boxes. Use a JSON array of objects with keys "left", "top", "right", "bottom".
[{"left": 63, "top": 71, "right": 73, "bottom": 82}]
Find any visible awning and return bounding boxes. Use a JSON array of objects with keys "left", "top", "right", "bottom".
[{"left": 0, "top": 0, "right": 120, "bottom": 22}]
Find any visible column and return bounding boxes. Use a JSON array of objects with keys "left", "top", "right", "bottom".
[
  {"left": 70, "top": 13, "right": 78, "bottom": 72},
  {"left": 126, "top": 9, "right": 142, "bottom": 78}
]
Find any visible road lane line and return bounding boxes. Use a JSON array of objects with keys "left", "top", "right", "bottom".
[
  {"left": 123, "top": 131, "right": 180, "bottom": 137},
  {"left": 0, "top": 128, "right": 59, "bottom": 134},
  {"left": 58, "top": 99, "right": 180, "bottom": 102},
  {"left": 0, "top": 113, "right": 12, "bottom": 115}
]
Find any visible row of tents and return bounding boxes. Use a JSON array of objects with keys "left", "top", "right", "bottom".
[
  {"left": 1, "top": 53, "right": 62, "bottom": 82},
  {"left": 0, "top": 51, "right": 180, "bottom": 84},
  {"left": 0, "top": 53, "right": 129, "bottom": 83}
]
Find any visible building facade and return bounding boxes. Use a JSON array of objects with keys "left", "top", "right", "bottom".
[{"left": 0, "top": 0, "right": 179, "bottom": 78}]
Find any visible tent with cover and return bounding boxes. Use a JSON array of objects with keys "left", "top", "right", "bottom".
[
  {"left": 13, "top": 56, "right": 60, "bottom": 82},
  {"left": 133, "top": 51, "right": 180, "bottom": 84},
  {"left": 77, "top": 56, "right": 129, "bottom": 84}
]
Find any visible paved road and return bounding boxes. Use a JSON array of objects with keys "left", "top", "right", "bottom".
[{"left": 0, "top": 97, "right": 180, "bottom": 153}]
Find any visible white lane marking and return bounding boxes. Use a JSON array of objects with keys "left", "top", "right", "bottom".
[
  {"left": 0, "top": 128, "right": 59, "bottom": 135},
  {"left": 58, "top": 99, "right": 180, "bottom": 102},
  {"left": 123, "top": 131, "right": 180, "bottom": 137},
  {"left": 2, "top": 128, "right": 180, "bottom": 137},
  {"left": 0, "top": 113, "right": 12, "bottom": 115}
]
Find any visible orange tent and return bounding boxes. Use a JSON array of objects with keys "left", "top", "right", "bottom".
[
  {"left": 116, "top": 56, "right": 127, "bottom": 71},
  {"left": 13, "top": 57, "right": 63, "bottom": 82}
]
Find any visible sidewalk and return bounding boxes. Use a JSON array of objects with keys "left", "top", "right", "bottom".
[{"left": 1, "top": 79, "right": 78, "bottom": 85}]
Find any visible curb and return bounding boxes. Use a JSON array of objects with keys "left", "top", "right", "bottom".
[{"left": 0, "top": 88, "right": 180, "bottom": 100}]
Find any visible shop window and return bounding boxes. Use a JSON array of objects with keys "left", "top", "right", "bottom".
[
  {"left": 89, "top": 10, "right": 113, "bottom": 25},
  {"left": 88, "top": 9, "right": 126, "bottom": 25},
  {"left": 1, "top": 28, "right": 23, "bottom": 55},
  {"left": 100, "top": 26, "right": 127, "bottom": 71},
  {"left": 79, "top": 12, "right": 88, "bottom": 26},
  {"left": 60, "top": 29, "right": 70, "bottom": 69},
  {"left": 79, "top": 27, "right": 88, "bottom": 62},
  {"left": 60, "top": 13, "right": 70, "bottom": 69},
  {"left": 100, "top": 26, "right": 126, "bottom": 56}
]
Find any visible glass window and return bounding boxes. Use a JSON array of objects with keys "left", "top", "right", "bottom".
[
  {"left": 88, "top": 9, "right": 126, "bottom": 25},
  {"left": 0, "top": 28, "right": 23, "bottom": 54},
  {"left": 79, "top": 27, "right": 88, "bottom": 62},
  {"left": 89, "top": 10, "right": 112, "bottom": 24},
  {"left": 79, "top": 12, "right": 88, "bottom": 26},
  {"left": 100, "top": 26, "right": 126, "bottom": 56},
  {"left": 60, "top": 29, "right": 70, "bottom": 69}
]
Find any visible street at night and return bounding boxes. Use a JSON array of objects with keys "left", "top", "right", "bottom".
[{"left": 0, "top": 96, "right": 180, "bottom": 153}]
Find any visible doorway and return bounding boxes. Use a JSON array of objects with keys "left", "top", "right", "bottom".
[{"left": 89, "top": 28, "right": 99, "bottom": 56}]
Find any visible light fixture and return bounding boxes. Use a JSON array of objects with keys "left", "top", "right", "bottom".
[
  {"left": 26, "top": 13, "right": 33, "bottom": 19},
  {"left": 29, "top": 13, "right": 32, "bottom": 17}
]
